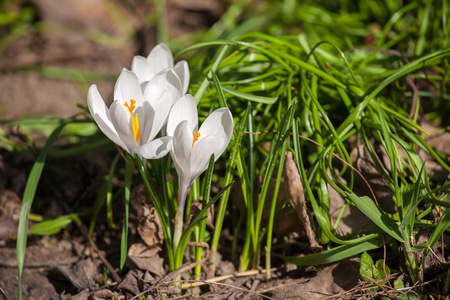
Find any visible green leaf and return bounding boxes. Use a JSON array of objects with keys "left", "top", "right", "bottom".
[
  {"left": 283, "top": 235, "right": 383, "bottom": 266},
  {"left": 360, "top": 251, "right": 374, "bottom": 279},
  {"left": 16, "top": 117, "right": 75, "bottom": 300},
  {"left": 29, "top": 215, "right": 75, "bottom": 235},
  {"left": 120, "top": 159, "right": 135, "bottom": 269},
  {"left": 424, "top": 208, "right": 450, "bottom": 261},
  {"left": 222, "top": 86, "right": 278, "bottom": 104},
  {"left": 400, "top": 165, "right": 425, "bottom": 238},
  {"left": 211, "top": 105, "right": 250, "bottom": 255},
  {"left": 373, "top": 259, "right": 390, "bottom": 283},
  {"left": 347, "top": 193, "right": 404, "bottom": 242}
]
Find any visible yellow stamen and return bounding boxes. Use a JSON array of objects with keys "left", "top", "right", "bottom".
[
  {"left": 123, "top": 99, "right": 141, "bottom": 142},
  {"left": 192, "top": 131, "right": 200, "bottom": 148}
]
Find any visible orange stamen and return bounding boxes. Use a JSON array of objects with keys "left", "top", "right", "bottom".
[
  {"left": 192, "top": 131, "right": 201, "bottom": 148},
  {"left": 123, "top": 99, "right": 141, "bottom": 142}
]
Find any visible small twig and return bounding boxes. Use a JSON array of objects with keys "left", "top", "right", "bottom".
[
  {"left": 382, "top": 237, "right": 393, "bottom": 289},
  {"left": 0, "top": 285, "right": 6, "bottom": 299},
  {"left": 362, "top": 274, "right": 399, "bottom": 300},
  {"left": 58, "top": 199, "right": 122, "bottom": 283},
  {"left": 131, "top": 259, "right": 207, "bottom": 300},
  {"left": 180, "top": 279, "right": 276, "bottom": 300},
  {"left": 76, "top": 221, "right": 122, "bottom": 283},
  {"left": 180, "top": 267, "right": 276, "bottom": 289},
  {"left": 133, "top": 264, "right": 277, "bottom": 300},
  {"left": 406, "top": 76, "right": 419, "bottom": 121}
]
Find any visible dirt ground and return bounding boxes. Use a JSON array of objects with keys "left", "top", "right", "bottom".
[{"left": 1, "top": 1, "right": 449, "bottom": 299}]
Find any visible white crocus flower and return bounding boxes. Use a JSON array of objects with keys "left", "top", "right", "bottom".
[
  {"left": 131, "top": 43, "right": 189, "bottom": 100},
  {"left": 87, "top": 69, "right": 173, "bottom": 160},
  {"left": 166, "top": 94, "right": 234, "bottom": 248}
]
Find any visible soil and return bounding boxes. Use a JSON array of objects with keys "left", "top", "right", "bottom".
[{"left": 1, "top": 1, "right": 449, "bottom": 299}]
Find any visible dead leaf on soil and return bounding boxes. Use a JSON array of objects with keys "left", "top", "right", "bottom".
[
  {"left": 262, "top": 260, "right": 360, "bottom": 299},
  {"left": 127, "top": 243, "right": 165, "bottom": 276},
  {"left": 56, "top": 258, "right": 96, "bottom": 290},
  {"left": 138, "top": 206, "right": 164, "bottom": 248},
  {"left": 188, "top": 198, "right": 215, "bottom": 229},
  {"left": 92, "top": 288, "right": 124, "bottom": 300},
  {"left": 0, "top": 190, "right": 21, "bottom": 246},
  {"left": 282, "top": 152, "right": 321, "bottom": 250},
  {"left": 117, "top": 270, "right": 142, "bottom": 296}
]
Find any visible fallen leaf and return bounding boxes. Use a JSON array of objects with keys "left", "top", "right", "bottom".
[
  {"left": 283, "top": 152, "right": 321, "bottom": 250},
  {"left": 127, "top": 243, "right": 165, "bottom": 276}
]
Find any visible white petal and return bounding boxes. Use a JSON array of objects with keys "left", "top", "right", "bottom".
[
  {"left": 166, "top": 94, "right": 198, "bottom": 137},
  {"left": 109, "top": 101, "right": 139, "bottom": 153},
  {"left": 147, "top": 90, "right": 172, "bottom": 141},
  {"left": 114, "top": 69, "right": 144, "bottom": 107},
  {"left": 171, "top": 120, "right": 193, "bottom": 181},
  {"left": 191, "top": 135, "right": 217, "bottom": 180},
  {"left": 137, "top": 98, "right": 155, "bottom": 144},
  {"left": 198, "top": 108, "right": 234, "bottom": 161},
  {"left": 135, "top": 136, "right": 173, "bottom": 159},
  {"left": 174, "top": 61, "right": 190, "bottom": 95},
  {"left": 87, "top": 85, "right": 127, "bottom": 150},
  {"left": 165, "top": 69, "right": 183, "bottom": 101},
  {"left": 131, "top": 55, "right": 154, "bottom": 83},
  {"left": 147, "top": 43, "right": 174, "bottom": 74},
  {"left": 144, "top": 71, "right": 181, "bottom": 108}
]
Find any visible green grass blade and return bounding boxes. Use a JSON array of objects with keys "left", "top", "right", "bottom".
[
  {"left": 106, "top": 154, "right": 120, "bottom": 229},
  {"left": 425, "top": 209, "right": 450, "bottom": 257},
  {"left": 400, "top": 165, "right": 425, "bottom": 236},
  {"left": 347, "top": 194, "right": 403, "bottom": 242},
  {"left": 120, "top": 159, "right": 135, "bottom": 268},
  {"left": 194, "top": 45, "right": 230, "bottom": 104},
  {"left": 16, "top": 118, "right": 74, "bottom": 300},
  {"left": 283, "top": 235, "right": 383, "bottom": 266},
  {"left": 222, "top": 86, "right": 278, "bottom": 104},
  {"left": 195, "top": 154, "right": 215, "bottom": 277},
  {"left": 29, "top": 215, "right": 76, "bottom": 235},
  {"left": 210, "top": 105, "right": 249, "bottom": 274},
  {"left": 337, "top": 49, "right": 450, "bottom": 137},
  {"left": 134, "top": 154, "right": 174, "bottom": 270}
]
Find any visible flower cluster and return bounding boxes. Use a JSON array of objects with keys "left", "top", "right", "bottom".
[{"left": 87, "top": 43, "right": 234, "bottom": 221}]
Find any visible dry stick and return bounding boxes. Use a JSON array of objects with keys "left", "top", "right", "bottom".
[
  {"left": 76, "top": 221, "right": 122, "bottom": 283},
  {"left": 180, "top": 280, "right": 276, "bottom": 300},
  {"left": 130, "top": 259, "right": 207, "bottom": 300},
  {"left": 58, "top": 199, "right": 122, "bottom": 283},
  {"left": 242, "top": 130, "right": 379, "bottom": 205},
  {"left": 382, "top": 237, "right": 393, "bottom": 289},
  {"left": 362, "top": 274, "right": 399, "bottom": 300},
  {"left": 180, "top": 268, "right": 277, "bottom": 289},
  {"left": 0, "top": 286, "right": 6, "bottom": 299},
  {"left": 406, "top": 76, "right": 419, "bottom": 121},
  {"left": 323, "top": 273, "right": 401, "bottom": 300},
  {"left": 131, "top": 263, "right": 276, "bottom": 300}
]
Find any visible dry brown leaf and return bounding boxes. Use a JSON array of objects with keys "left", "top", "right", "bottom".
[
  {"left": 137, "top": 206, "right": 164, "bottom": 248},
  {"left": 127, "top": 243, "right": 165, "bottom": 276},
  {"left": 188, "top": 198, "right": 215, "bottom": 229},
  {"left": 283, "top": 152, "right": 321, "bottom": 250}
]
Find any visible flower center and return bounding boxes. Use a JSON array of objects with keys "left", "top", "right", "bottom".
[
  {"left": 123, "top": 99, "right": 141, "bottom": 142},
  {"left": 192, "top": 131, "right": 201, "bottom": 148}
]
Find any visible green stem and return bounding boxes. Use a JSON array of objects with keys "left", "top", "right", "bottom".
[
  {"left": 265, "top": 136, "right": 289, "bottom": 280},
  {"left": 194, "top": 45, "right": 230, "bottom": 104}
]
